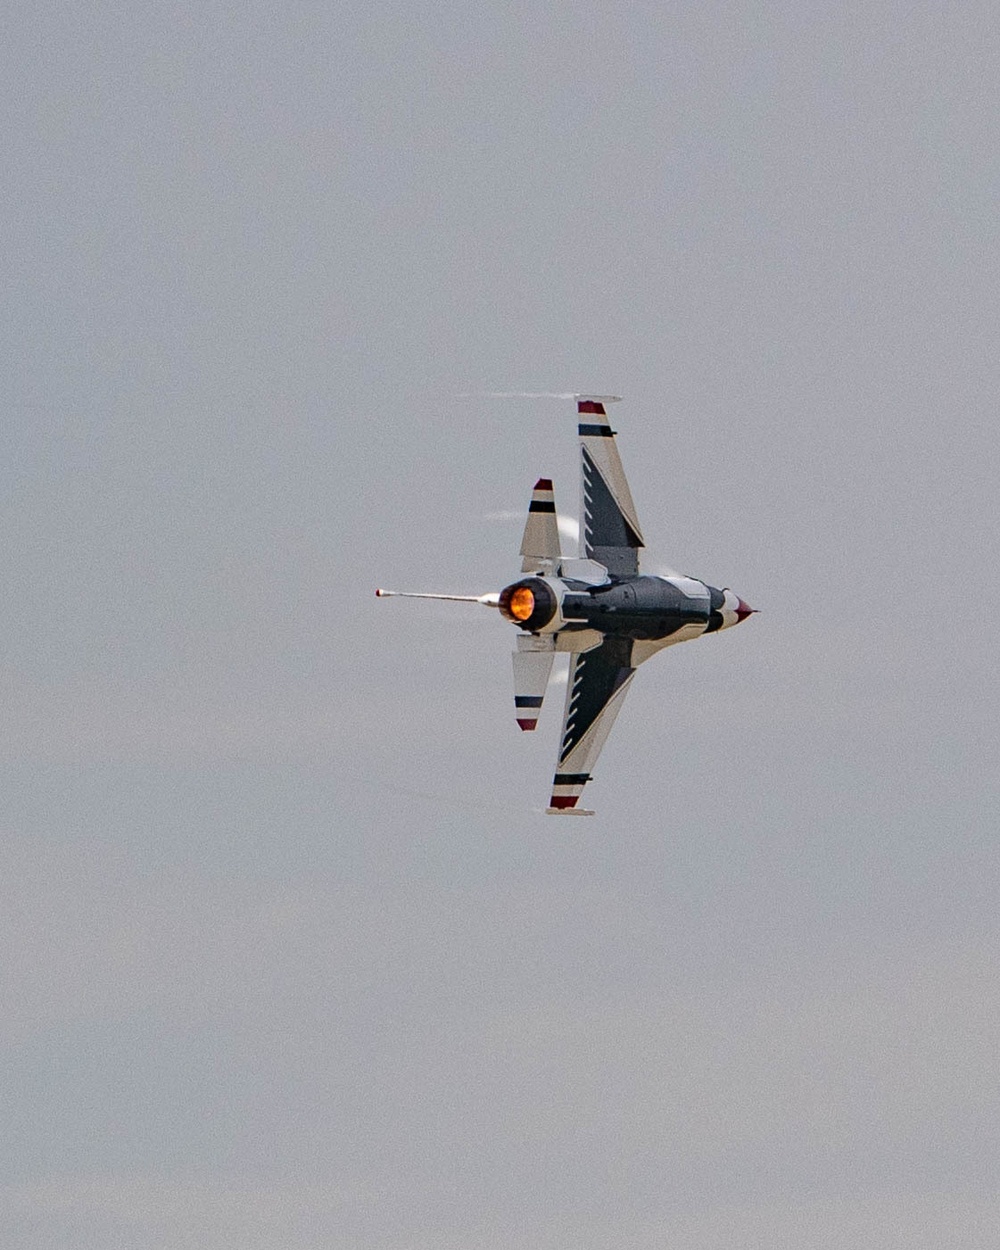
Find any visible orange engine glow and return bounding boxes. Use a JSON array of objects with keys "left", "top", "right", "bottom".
[{"left": 509, "top": 587, "right": 535, "bottom": 621}]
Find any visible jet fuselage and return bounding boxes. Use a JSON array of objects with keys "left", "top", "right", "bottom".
[
  {"left": 377, "top": 394, "right": 756, "bottom": 814},
  {"left": 498, "top": 573, "right": 753, "bottom": 643}
]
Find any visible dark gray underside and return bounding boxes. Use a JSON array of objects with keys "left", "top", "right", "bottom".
[
  {"left": 561, "top": 576, "right": 712, "bottom": 642},
  {"left": 560, "top": 635, "right": 634, "bottom": 763},
  {"left": 581, "top": 448, "right": 642, "bottom": 577}
]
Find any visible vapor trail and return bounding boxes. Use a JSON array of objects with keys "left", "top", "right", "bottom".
[{"left": 458, "top": 391, "right": 622, "bottom": 402}]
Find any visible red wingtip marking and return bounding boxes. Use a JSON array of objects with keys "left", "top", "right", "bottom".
[
  {"left": 534, "top": 478, "right": 553, "bottom": 491},
  {"left": 736, "top": 598, "right": 756, "bottom": 622},
  {"left": 375, "top": 589, "right": 383, "bottom": 597},
  {"left": 577, "top": 401, "right": 606, "bottom": 416},
  {"left": 549, "top": 795, "right": 578, "bottom": 808},
  {"left": 516, "top": 719, "right": 538, "bottom": 731}
]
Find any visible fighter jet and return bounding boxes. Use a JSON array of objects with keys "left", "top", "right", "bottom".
[{"left": 377, "top": 396, "right": 755, "bottom": 814}]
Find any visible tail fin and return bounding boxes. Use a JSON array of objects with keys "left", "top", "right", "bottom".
[{"left": 520, "top": 478, "right": 561, "bottom": 574}]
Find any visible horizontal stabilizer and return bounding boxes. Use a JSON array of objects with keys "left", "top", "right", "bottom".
[
  {"left": 513, "top": 643, "right": 555, "bottom": 731},
  {"left": 520, "top": 478, "right": 561, "bottom": 573}
]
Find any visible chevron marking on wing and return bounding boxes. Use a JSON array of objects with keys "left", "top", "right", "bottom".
[
  {"left": 581, "top": 452, "right": 596, "bottom": 558},
  {"left": 559, "top": 637, "right": 633, "bottom": 764}
]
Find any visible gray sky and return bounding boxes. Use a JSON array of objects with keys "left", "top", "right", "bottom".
[{"left": 4, "top": 2, "right": 999, "bottom": 1246}]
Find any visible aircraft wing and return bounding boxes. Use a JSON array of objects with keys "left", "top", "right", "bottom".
[
  {"left": 577, "top": 398, "right": 644, "bottom": 576},
  {"left": 547, "top": 635, "right": 636, "bottom": 814}
]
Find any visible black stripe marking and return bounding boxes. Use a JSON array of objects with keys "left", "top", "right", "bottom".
[
  {"left": 578, "top": 423, "right": 615, "bottom": 437},
  {"left": 528, "top": 500, "right": 556, "bottom": 512},
  {"left": 514, "top": 695, "right": 544, "bottom": 708},
  {"left": 553, "top": 773, "right": 591, "bottom": 785}
]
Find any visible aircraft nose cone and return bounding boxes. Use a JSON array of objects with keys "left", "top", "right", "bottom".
[{"left": 735, "top": 598, "right": 756, "bottom": 623}]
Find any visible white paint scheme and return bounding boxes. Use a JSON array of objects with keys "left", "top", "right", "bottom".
[
  {"left": 663, "top": 575, "right": 711, "bottom": 605},
  {"left": 516, "top": 633, "right": 554, "bottom": 652},
  {"left": 718, "top": 588, "right": 744, "bottom": 630},
  {"left": 557, "top": 557, "right": 610, "bottom": 584},
  {"left": 630, "top": 621, "right": 708, "bottom": 667},
  {"left": 512, "top": 649, "right": 555, "bottom": 730},
  {"left": 520, "top": 481, "right": 561, "bottom": 574},
  {"left": 513, "top": 650, "right": 555, "bottom": 693},
  {"left": 554, "top": 629, "right": 604, "bottom": 654},
  {"left": 515, "top": 629, "right": 608, "bottom": 655}
]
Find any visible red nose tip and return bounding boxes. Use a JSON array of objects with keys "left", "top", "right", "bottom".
[{"left": 735, "top": 598, "right": 756, "bottom": 622}]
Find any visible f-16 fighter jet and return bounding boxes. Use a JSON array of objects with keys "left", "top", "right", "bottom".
[{"left": 377, "top": 396, "right": 755, "bottom": 814}]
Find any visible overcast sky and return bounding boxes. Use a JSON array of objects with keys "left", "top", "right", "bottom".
[{"left": 4, "top": 2, "right": 999, "bottom": 1247}]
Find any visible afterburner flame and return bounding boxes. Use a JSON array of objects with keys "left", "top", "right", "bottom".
[{"left": 509, "top": 587, "right": 535, "bottom": 621}]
